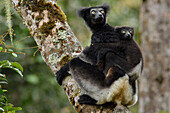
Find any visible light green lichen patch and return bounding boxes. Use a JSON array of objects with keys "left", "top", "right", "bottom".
[
  {"left": 57, "top": 29, "right": 67, "bottom": 40},
  {"left": 48, "top": 53, "right": 59, "bottom": 70},
  {"left": 52, "top": 36, "right": 59, "bottom": 43}
]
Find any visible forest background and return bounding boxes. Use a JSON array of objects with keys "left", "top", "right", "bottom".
[{"left": 0, "top": 0, "right": 163, "bottom": 113}]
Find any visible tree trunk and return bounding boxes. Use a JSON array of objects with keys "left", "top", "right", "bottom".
[
  {"left": 139, "top": 0, "right": 170, "bottom": 113},
  {"left": 11, "top": 0, "right": 131, "bottom": 112}
]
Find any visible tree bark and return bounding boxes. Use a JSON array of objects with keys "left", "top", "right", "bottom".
[
  {"left": 11, "top": 0, "right": 131, "bottom": 113},
  {"left": 140, "top": 0, "right": 170, "bottom": 113}
]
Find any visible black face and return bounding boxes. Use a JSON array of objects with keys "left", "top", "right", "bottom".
[
  {"left": 90, "top": 8, "right": 106, "bottom": 24},
  {"left": 78, "top": 5, "right": 110, "bottom": 28},
  {"left": 116, "top": 27, "right": 134, "bottom": 40}
]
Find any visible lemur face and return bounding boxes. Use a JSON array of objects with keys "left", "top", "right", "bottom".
[
  {"left": 78, "top": 4, "right": 110, "bottom": 29},
  {"left": 90, "top": 8, "right": 106, "bottom": 24},
  {"left": 116, "top": 27, "right": 134, "bottom": 40}
]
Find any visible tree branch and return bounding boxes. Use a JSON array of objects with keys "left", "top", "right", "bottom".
[{"left": 11, "top": 0, "right": 131, "bottom": 112}]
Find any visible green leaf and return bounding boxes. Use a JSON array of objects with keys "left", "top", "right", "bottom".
[
  {"left": 0, "top": 60, "right": 23, "bottom": 79},
  {"left": 1, "top": 66, "right": 23, "bottom": 78},
  {"left": 7, "top": 49, "right": 13, "bottom": 52},
  {"left": 0, "top": 60, "right": 9, "bottom": 68},
  {"left": 0, "top": 88, "right": 4, "bottom": 96},
  {"left": 0, "top": 101, "right": 7, "bottom": 106},
  {"left": 12, "top": 53, "right": 18, "bottom": 58},
  {"left": 0, "top": 60, "right": 23, "bottom": 73},
  {"left": 0, "top": 47, "right": 3, "bottom": 51},
  {"left": 0, "top": 81, "right": 8, "bottom": 84},
  {"left": 0, "top": 78, "right": 7, "bottom": 81},
  {"left": 8, "top": 111, "right": 15, "bottom": 113},
  {"left": 10, "top": 62, "right": 23, "bottom": 72},
  {"left": 3, "top": 104, "right": 22, "bottom": 112},
  {"left": 2, "top": 90, "right": 7, "bottom": 93},
  {"left": 12, "top": 68, "right": 23, "bottom": 78},
  {"left": 0, "top": 107, "right": 4, "bottom": 112},
  {"left": 0, "top": 74, "right": 6, "bottom": 78}
]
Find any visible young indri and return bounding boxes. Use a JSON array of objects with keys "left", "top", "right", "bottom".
[
  {"left": 56, "top": 4, "right": 143, "bottom": 110},
  {"left": 80, "top": 26, "right": 143, "bottom": 83}
]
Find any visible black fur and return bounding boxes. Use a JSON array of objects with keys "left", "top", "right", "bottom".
[
  {"left": 77, "top": 4, "right": 143, "bottom": 75},
  {"left": 78, "top": 94, "right": 97, "bottom": 105},
  {"left": 56, "top": 5, "right": 143, "bottom": 106},
  {"left": 78, "top": 4, "right": 110, "bottom": 32},
  {"left": 81, "top": 27, "right": 143, "bottom": 76}
]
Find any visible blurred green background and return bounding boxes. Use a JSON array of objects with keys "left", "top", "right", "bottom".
[{"left": 0, "top": 0, "right": 142, "bottom": 113}]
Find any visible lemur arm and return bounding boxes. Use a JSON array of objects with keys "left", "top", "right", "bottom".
[
  {"left": 96, "top": 48, "right": 114, "bottom": 70},
  {"left": 97, "top": 49, "right": 133, "bottom": 73},
  {"left": 56, "top": 61, "right": 70, "bottom": 85}
]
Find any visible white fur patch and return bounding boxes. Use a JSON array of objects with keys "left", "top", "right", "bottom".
[
  {"left": 78, "top": 53, "right": 94, "bottom": 65},
  {"left": 70, "top": 63, "right": 138, "bottom": 106},
  {"left": 127, "top": 80, "right": 138, "bottom": 107},
  {"left": 128, "top": 59, "right": 142, "bottom": 79},
  {"left": 106, "top": 75, "right": 133, "bottom": 105},
  {"left": 88, "top": 75, "right": 135, "bottom": 105}
]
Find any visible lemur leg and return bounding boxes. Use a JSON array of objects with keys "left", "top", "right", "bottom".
[
  {"left": 104, "top": 52, "right": 132, "bottom": 74},
  {"left": 78, "top": 94, "right": 97, "bottom": 105},
  {"left": 97, "top": 48, "right": 114, "bottom": 70},
  {"left": 69, "top": 57, "right": 106, "bottom": 90},
  {"left": 104, "top": 66, "right": 126, "bottom": 86},
  {"left": 69, "top": 57, "right": 107, "bottom": 104}
]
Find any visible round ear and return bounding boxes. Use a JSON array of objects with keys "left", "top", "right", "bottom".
[
  {"left": 101, "top": 4, "right": 110, "bottom": 14},
  {"left": 77, "top": 7, "right": 88, "bottom": 18},
  {"left": 131, "top": 27, "right": 134, "bottom": 32},
  {"left": 131, "top": 27, "right": 135, "bottom": 36}
]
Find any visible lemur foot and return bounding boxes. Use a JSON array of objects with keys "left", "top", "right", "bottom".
[
  {"left": 114, "top": 105, "right": 131, "bottom": 113},
  {"left": 78, "top": 94, "right": 97, "bottom": 105}
]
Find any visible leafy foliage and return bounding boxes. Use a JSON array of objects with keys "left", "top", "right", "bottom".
[
  {"left": 0, "top": 60, "right": 23, "bottom": 77},
  {"left": 0, "top": 60, "right": 23, "bottom": 113}
]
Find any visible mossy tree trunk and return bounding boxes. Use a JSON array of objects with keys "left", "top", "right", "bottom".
[
  {"left": 11, "top": 0, "right": 131, "bottom": 113},
  {"left": 139, "top": 0, "right": 170, "bottom": 113}
]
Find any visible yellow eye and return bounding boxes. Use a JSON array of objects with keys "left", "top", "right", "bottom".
[
  {"left": 122, "top": 30, "right": 126, "bottom": 34},
  {"left": 91, "top": 11, "right": 95, "bottom": 14},
  {"left": 101, "top": 10, "right": 104, "bottom": 14},
  {"left": 129, "top": 31, "right": 133, "bottom": 33}
]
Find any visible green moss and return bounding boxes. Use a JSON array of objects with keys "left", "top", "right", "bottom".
[
  {"left": 38, "top": 21, "right": 55, "bottom": 36},
  {"left": 20, "top": 0, "right": 66, "bottom": 23},
  {"left": 52, "top": 4, "right": 66, "bottom": 23},
  {"left": 58, "top": 55, "right": 72, "bottom": 67},
  {"left": 19, "top": 0, "right": 67, "bottom": 36},
  {"left": 35, "top": 15, "right": 43, "bottom": 21}
]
